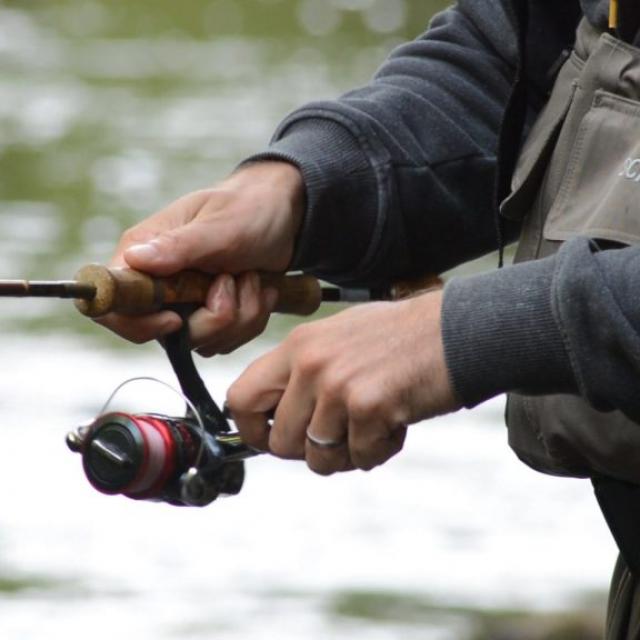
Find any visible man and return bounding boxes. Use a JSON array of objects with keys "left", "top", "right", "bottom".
[{"left": 100, "top": 1, "right": 640, "bottom": 636}]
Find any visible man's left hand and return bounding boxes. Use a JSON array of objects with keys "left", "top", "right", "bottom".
[{"left": 227, "top": 289, "right": 461, "bottom": 475}]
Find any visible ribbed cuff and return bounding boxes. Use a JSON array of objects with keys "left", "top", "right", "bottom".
[
  {"left": 441, "top": 256, "right": 577, "bottom": 408},
  {"left": 242, "top": 118, "right": 378, "bottom": 281}
]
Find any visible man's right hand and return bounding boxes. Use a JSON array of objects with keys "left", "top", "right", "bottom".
[{"left": 97, "top": 161, "right": 305, "bottom": 354}]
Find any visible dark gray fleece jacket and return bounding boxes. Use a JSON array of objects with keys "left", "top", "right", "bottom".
[{"left": 248, "top": 1, "right": 640, "bottom": 433}]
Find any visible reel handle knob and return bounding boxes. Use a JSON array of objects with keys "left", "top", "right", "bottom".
[{"left": 73, "top": 265, "right": 323, "bottom": 318}]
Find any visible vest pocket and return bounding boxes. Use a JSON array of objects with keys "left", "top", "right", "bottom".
[{"left": 544, "top": 90, "right": 640, "bottom": 244}]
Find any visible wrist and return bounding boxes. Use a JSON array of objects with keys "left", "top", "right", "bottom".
[
  {"left": 230, "top": 159, "right": 304, "bottom": 226},
  {"left": 404, "top": 290, "right": 460, "bottom": 417},
  {"left": 227, "top": 160, "right": 305, "bottom": 271},
  {"left": 243, "top": 118, "right": 377, "bottom": 279}
]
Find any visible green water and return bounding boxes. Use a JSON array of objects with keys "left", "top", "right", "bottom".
[{"left": 0, "top": 0, "right": 447, "bottom": 340}]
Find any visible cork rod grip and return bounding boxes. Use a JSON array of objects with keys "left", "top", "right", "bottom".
[{"left": 73, "top": 265, "right": 324, "bottom": 318}]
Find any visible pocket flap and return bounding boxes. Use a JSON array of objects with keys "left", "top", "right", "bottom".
[{"left": 544, "top": 91, "right": 640, "bottom": 244}]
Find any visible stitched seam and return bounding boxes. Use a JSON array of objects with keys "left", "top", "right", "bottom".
[
  {"left": 550, "top": 247, "right": 589, "bottom": 398},
  {"left": 594, "top": 91, "right": 640, "bottom": 116},
  {"left": 549, "top": 111, "right": 589, "bottom": 220}
]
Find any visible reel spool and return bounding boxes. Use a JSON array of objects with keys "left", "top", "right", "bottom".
[{"left": 66, "top": 313, "right": 257, "bottom": 507}]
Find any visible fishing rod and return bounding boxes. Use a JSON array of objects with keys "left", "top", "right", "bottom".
[
  {"left": 0, "top": 265, "right": 439, "bottom": 507},
  {"left": 0, "top": 264, "right": 439, "bottom": 318}
]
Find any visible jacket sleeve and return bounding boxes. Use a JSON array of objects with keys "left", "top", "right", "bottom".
[
  {"left": 245, "top": 1, "right": 522, "bottom": 287},
  {"left": 442, "top": 237, "right": 640, "bottom": 481}
]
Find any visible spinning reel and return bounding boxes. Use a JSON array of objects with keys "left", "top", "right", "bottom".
[{"left": 66, "top": 315, "right": 256, "bottom": 507}]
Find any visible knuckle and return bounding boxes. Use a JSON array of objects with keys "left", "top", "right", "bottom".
[
  {"left": 269, "top": 429, "right": 302, "bottom": 460},
  {"left": 194, "top": 346, "right": 216, "bottom": 358},
  {"left": 218, "top": 339, "right": 250, "bottom": 355},
  {"left": 213, "top": 303, "right": 237, "bottom": 329},
  {"left": 288, "top": 323, "right": 312, "bottom": 347},
  {"left": 199, "top": 186, "right": 231, "bottom": 207},
  {"left": 347, "top": 391, "right": 382, "bottom": 423},
  {"left": 392, "top": 426, "right": 408, "bottom": 448},
  {"left": 120, "top": 226, "right": 139, "bottom": 245},
  {"left": 239, "top": 294, "right": 269, "bottom": 332},
  {"left": 357, "top": 460, "right": 376, "bottom": 472},
  {"left": 249, "top": 312, "right": 270, "bottom": 338},
  {"left": 128, "top": 332, "right": 151, "bottom": 345},
  {"left": 268, "top": 432, "right": 288, "bottom": 458},
  {"left": 105, "top": 321, "right": 152, "bottom": 345},
  {"left": 349, "top": 447, "right": 379, "bottom": 472},
  {"left": 191, "top": 309, "right": 237, "bottom": 346},
  {"left": 319, "top": 368, "right": 348, "bottom": 399},
  {"left": 94, "top": 316, "right": 145, "bottom": 344},
  {"left": 307, "top": 458, "right": 335, "bottom": 477},
  {"left": 120, "top": 223, "right": 152, "bottom": 245},
  {"left": 233, "top": 321, "right": 268, "bottom": 353},
  {"left": 226, "top": 383, "right": 247, "bottom": 413},
  {"left": 306, "top": 444, "right": 351, "bottom": 476},
  {"left": 241, "top": 299, "right": 260, "bottom": 323},
  {"left": 296, "top": 346, "right": 326, "bottom": 378}
]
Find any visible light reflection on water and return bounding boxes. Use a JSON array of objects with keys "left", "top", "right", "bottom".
[{"left": 0, "top": 1, "right": 616, "bottom": 637}]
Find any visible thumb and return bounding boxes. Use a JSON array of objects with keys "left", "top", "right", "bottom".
[{"left": 123, "top": 220, "right": 222, "bottom": 276}]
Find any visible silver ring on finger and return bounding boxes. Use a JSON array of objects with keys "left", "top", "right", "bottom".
[{"left": 306, "top": 429, "right": 347, "bottom": 450}]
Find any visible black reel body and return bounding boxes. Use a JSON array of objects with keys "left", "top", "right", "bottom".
[
  {"left": 72, "top": 412, "right": 246, "bottom": 506},
  {"left": 67, "top": 310, "right": 256, "bottom": 506}
]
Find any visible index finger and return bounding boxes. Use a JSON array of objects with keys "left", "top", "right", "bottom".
[
  {"left": 226, "top": 345, "right": 292, "bottom": 448},
  {"left": 226, "top": 345, "right": 291, "bottom": 414}
]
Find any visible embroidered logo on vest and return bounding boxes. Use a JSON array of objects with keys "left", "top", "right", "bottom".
[{"left": 619, "top": 158, "right": 640, "bottom": 182}]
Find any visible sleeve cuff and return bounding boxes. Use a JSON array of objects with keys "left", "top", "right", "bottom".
[
  {"left": 441, "top": 255, "right": 577, "bottom": 407},
  {"left": 242, "top": 118, "right": 379, "bottom": 282}
]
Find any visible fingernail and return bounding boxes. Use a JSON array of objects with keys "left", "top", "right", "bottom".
[
  {"left": 211, "top": 277, "right": 227, "bottom": 314},
  {"left": 126, "top": 242, "right": 159, "bottom": 262},
  {"left": 224, "top": 274, "right": 236, "bottom": 299},
  {"left": 212, "top": 275, "right": 235, "bottom": 314}
]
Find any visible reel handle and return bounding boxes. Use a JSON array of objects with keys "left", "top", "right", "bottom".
[{"left": 73, "top": 265, "right": 323, "bottom": 318}]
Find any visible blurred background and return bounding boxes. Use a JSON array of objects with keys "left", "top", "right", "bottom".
[{"left": 0, "top": 1, "right": 616, "bottom": 638}]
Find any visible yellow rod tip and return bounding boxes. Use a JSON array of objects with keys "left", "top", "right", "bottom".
[{"left": 609, "top": 0, "right": 619, "bottom": 29}]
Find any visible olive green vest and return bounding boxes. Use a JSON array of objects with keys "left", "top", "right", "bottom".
[{"left": 501, "top": 18, "right": 640, "bottom": 639}]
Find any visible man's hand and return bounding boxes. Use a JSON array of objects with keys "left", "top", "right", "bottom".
[
  {"left": 227, "top": 289, "right": 461, "bottom": 475},
  {"left": 98, "top": 161, "right": 305, "bottom": 352}
]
